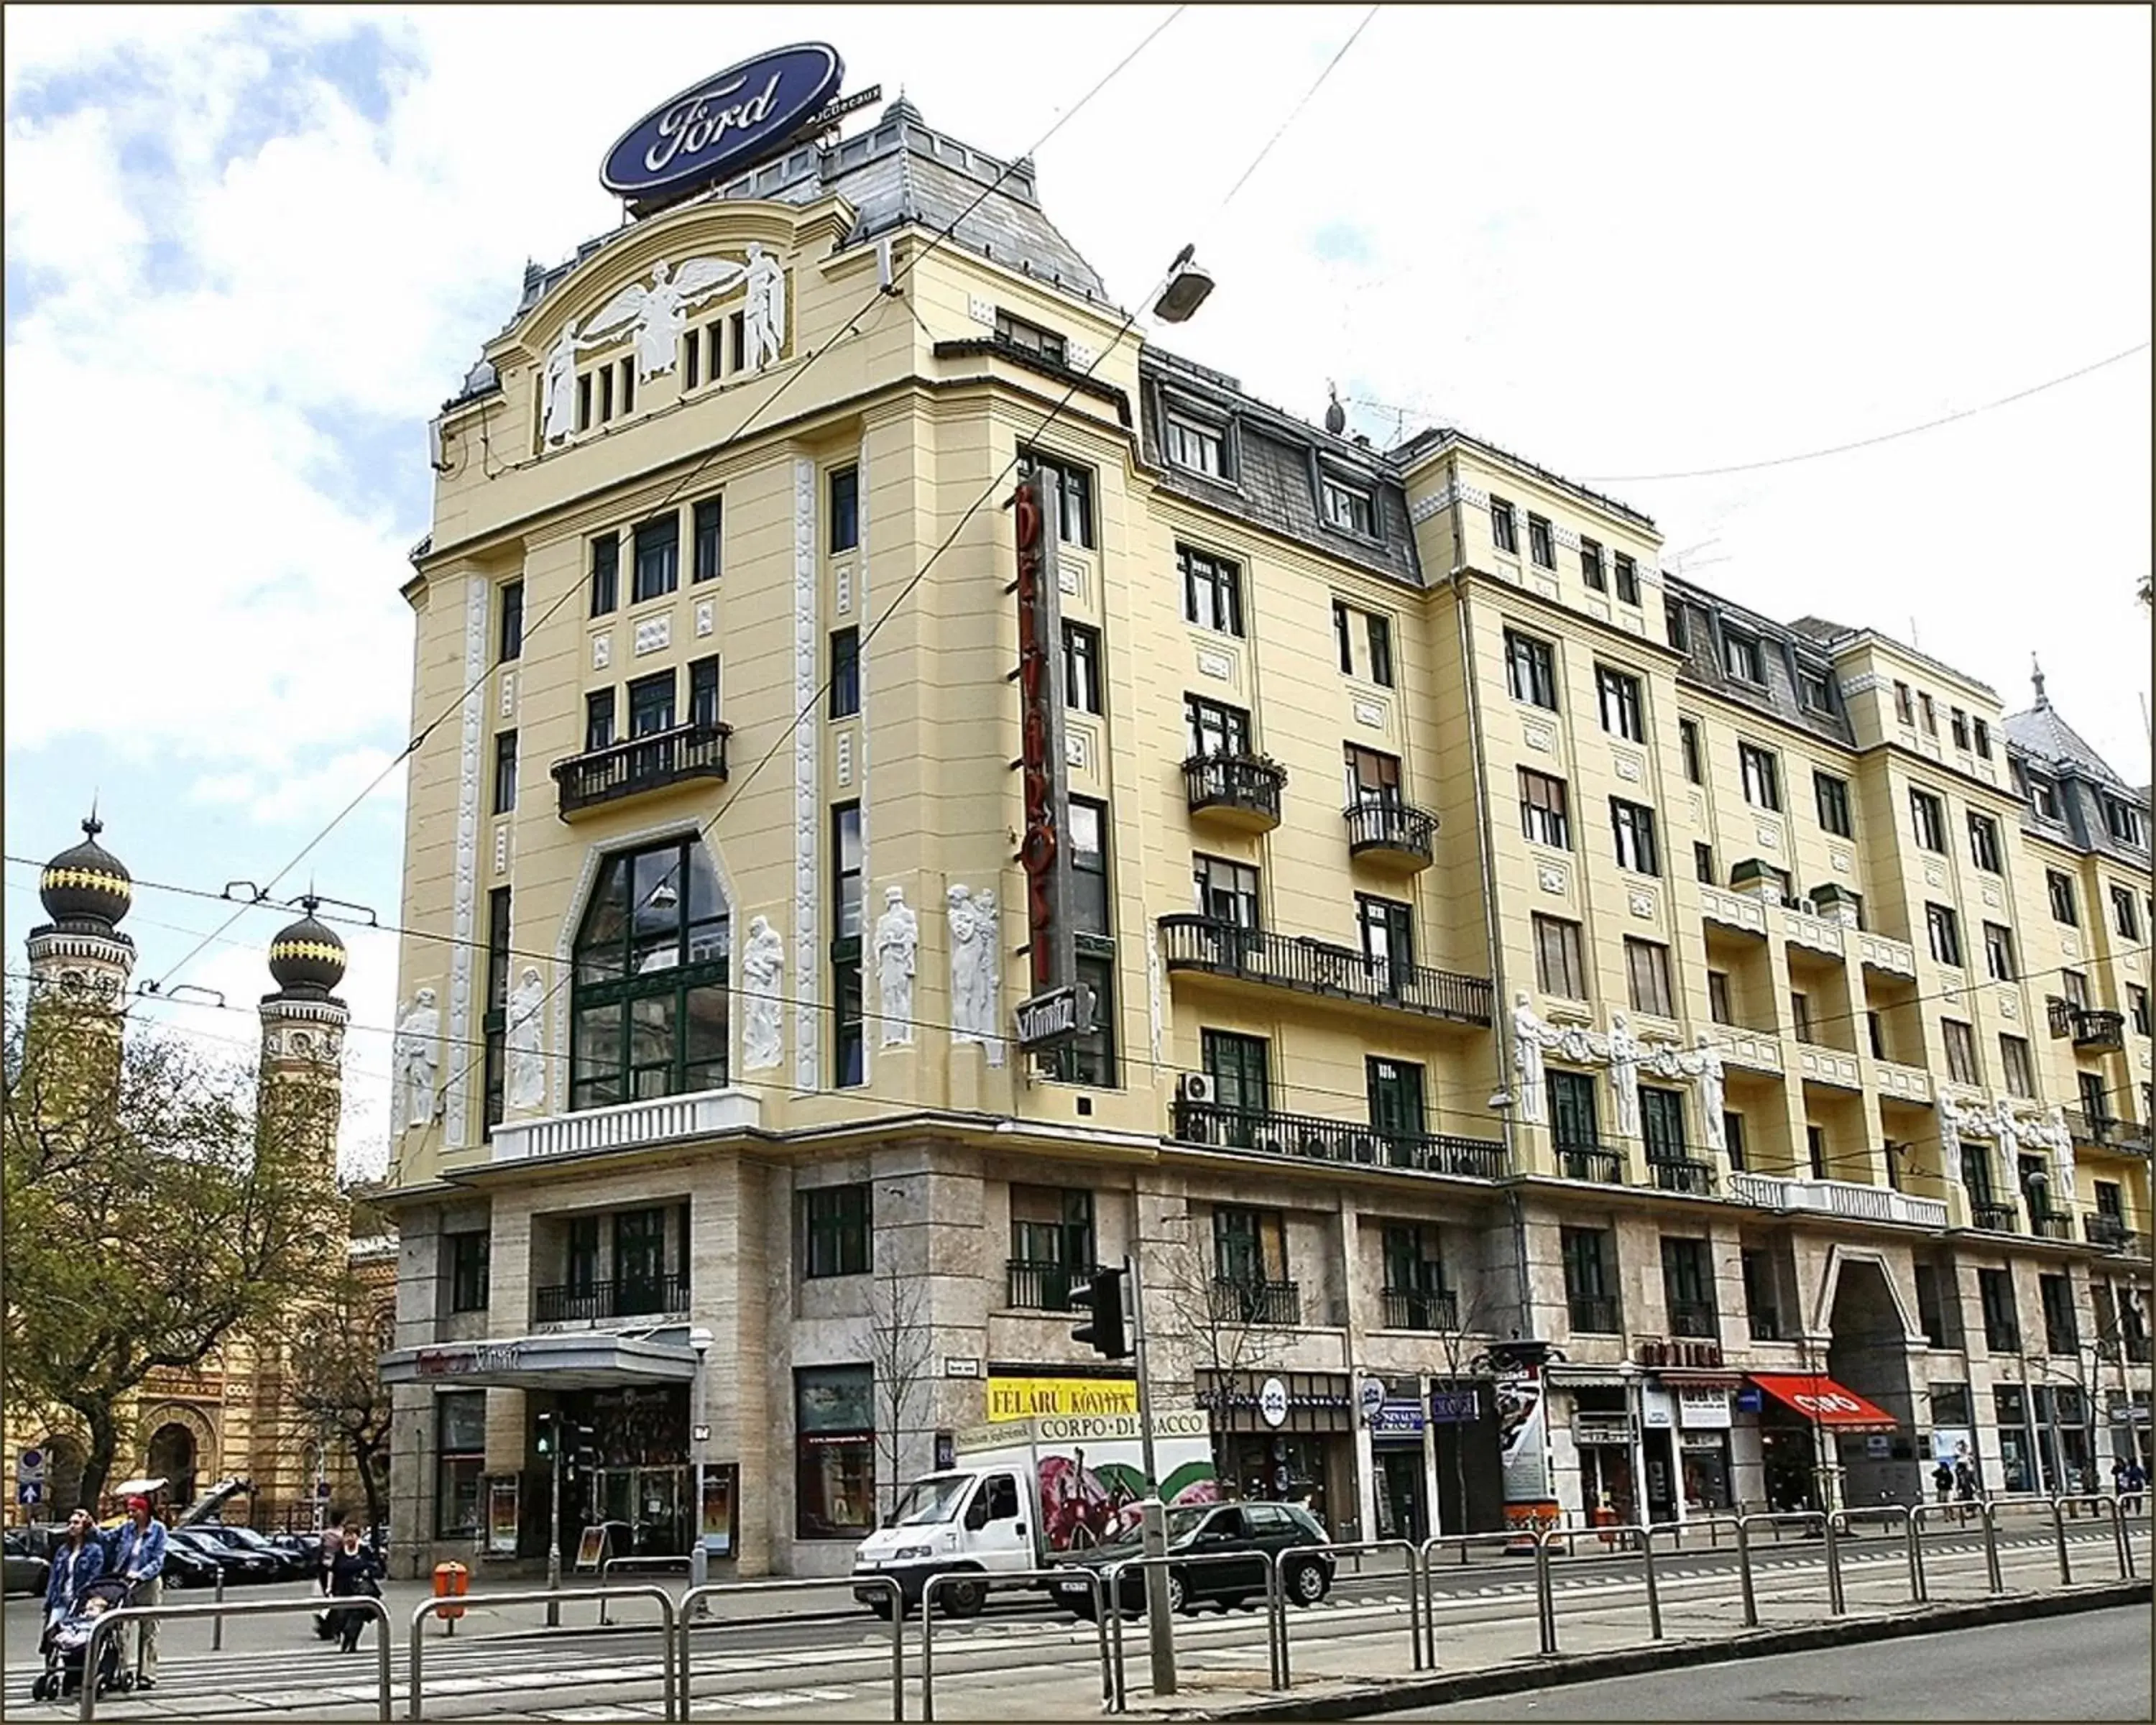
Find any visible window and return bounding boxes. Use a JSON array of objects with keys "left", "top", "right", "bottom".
[
  {"left": 2078, "top": 1067, "right": 2106, "bottom": 1121},
  {"left": 2040, "top": 1275, "right": 2080, "bottom": 1354},
  {"left": 1595, "top": 665, "right": 1645, "bottom": 741},
  {"left": 590, "top": 531, "right": 620, "bottom": 616},
  {"left": 2131, "top": 985, "right": 2151, "bottom": 1038},
  {"left": 1693, "top": 841, "right": 1715, "bottom": 885},
  {"left": 1333, "top": 601, "right": 1353, "bottom": 673},
  {"left": 795, "top": 1365, "right": 874, "bottom": 1540},
  {"left": 1972, "top": 717, "right": 1991, "bottom": 760},
  {"left": 569, "top": 838, "right": 729, "bottom": 1110},
  {"left": 436, "top": 1392, "right": 486, "bottom": 1540},
  {"left": 691, "top": 497, "right": 722, "bottom": 584},
  {"left": 1527, "top": 513, "right": 1555, "bottom": 568},
  {"left": 994, "top": 307, "right": 1066, "bottom": 364},
  {"left": 1179, "top": 544, "right": 1243, "bottom": 635},
  {"left": 1344, "top": 743, "right": 1402, "bottom": 807},
  {"left": 1368, "top": 1056, "right": 1427, "bottom": 1145},
  {"left": 1724, "top": 1111, "right": 1746, "bottom": 1172},
  {"left": 447, "top": 1231, "right": 489, "bottom": 1314},
  {"left": 1978, "top": 1269, "right": 2020, "bottom": 1353},
  {"left": 1322, "top": 477, "right": 1376, "bottom": 536},
  {"left": 1739, "top": 743, "right": 1781, "bottom": 811},
  {"left": 1062, "top": 622, "right": 1102, "bottom": 714},
  {"left": 1192, "top": 853, "right": 1261, "bottom": 928},
  {"left": 1943, "top": 1018, "right": 1980, "bottom": 1086},
  {"left": 1814, "top": 772, "right": 1853, "bottom": 838},
  {"left": 829, "top": 627, "right": 860, "bottom": 718},
  {"left": 1580, "top": 539, "right": 1606, "bottom": 590},
  {"left": 1791, "top": 991, "right": 1815, "bottom": 1044},
  {"left": 1968, "top": 811, "right": 2001, "bottom": 873},
  {"left": 1213, "top": 1205, "right": 1287, "bottom": 1288},
  {"left": 1926, "top": 903, "right": 1963, "bottom": 968},
  {"left": 2000, "top": 1034, "right": 2035, "bottom": 1098},
  {"left": 1017, "top": 448, "right": 1096, "bottom": 548},
  {"left": 1009, "top": 1187, "right": 1096, "bottom": 1295},
  {"left": 498, "top": 579, "right": 525, "bottom": 663},
  {"left": 1202, "top": 1029, "right": 1271, "bottom": 1118},
  {"left": 1807, "top": 1124, "right": 1827, "bottom": 1179},
  {"left": 1981, "top": 921, "right": 2017, "bottom": 982},
  {"left": 1069, "top": 798, "right": 1109, "bottom": 934},
  {"left": 1382, "top": 1223, "right": 1450, "bottom": 1308},
  {"left": 1533, "top": 914, "right": 1587, "bottom": 999},
  {"left": 1519, "top": 769, "right": 1570, "bottom": 849},
  {"left": 482, "top": 884, "right": 511, "bottom": 1133},
  {"left": 2029, "top": 773, "right": 2060, "bottom": 821},
  {"left": 1868, "top": 1011, "right": 1886, "bottom": 1058},
  {"left": 2047, "top": 870, "right": 2078, "bottom": 926},
  {"left": 1894, "top": 681, "right": 1914, "bottom": 724},
  {"left": 1356, "top": 894, "right": 1414, "bottom": 972},
  {"left": 1708, "top": 970, "right": 1733, "bottom": 1024},
  {"left": 627, "top": 671, "right": 675, "bottom": 737},
  {"left": 1661, "top": 1237, "right": 1716, "bottom": 1336},
  {"left": 683, "top": 322, "right": 701, "bottom": 388},
  {"left": 632, "top": 512, "right": 679, "bottom": 602},
  {"left": 1915, "top": 1267, "right": 1953, "bottom": 1350},
  {"left": 833, "top": 804, "right": 862, "bottom": 939},
  {"left": 1366, "top": 613, "right": 1394, "bottom": 686},
  {"left": 1164, "top": 415, "right": 1226, "bottom": 477},
  {"left": 803, "top": 1185, "right": 870, "bottom": 1278},
  {"left": 1625, "top": 938, "right": 1674, "bottom": 1018},
  {"left": 1490, "top": 497, "right": 1518, "bottom": 555},
  {"left": 1561, "top": 1228, "right": 1618, "bottom": 1331},
  {"left": 1679, "top": 718, "right": 1703, "bottom": 783},
  {"left": 1798, "top": 669, "right": 1833, "bottom": 714},
  {"left": 1665, "top": 598, "right": 1689, "bottom": 649},
  {"left": 679, "top": 661, "right": 717, "bottom": 737},
  {"left": 833, "top": 946, "right": 864, "bottom": 1088},
  {"left": 2113, "top": 885, "right": 2143, "bottom": 941},
  {"left": 2104, "top": 798, "right": 2146, "bottom": 846},
  {"left": 492, "top": 730, "right": 517, "bottom": 815},
  {"left": 1505, "top": 629, "right": 1557, "bottom": 708},
  {"left": 1909, "top": 787, "right": 1946, "bottom": 852},
  {"left": 828, "top": 466, "right": 859, "bottom": 553},
  {"left": 1722, "top": 630, "right": 1764, "bottom": 684},
  {"left": 1184, "top": 694, "right": 1251, "bottom": 759},
  {"left": 1949, "top": 707, "right": 1969, "bottom": 750},
  {"left": 1550, "top": 1070, "right": 1600, "bottom": 1156},
  {"left": 585, "top": 689, "right": 616, "bottom": 752},
  {"left": 1046, "top": 952, "right": 1117, "bottom": 1086},
  {"left": 1613, "top": 553, "right": 1640, "bottom": 606},
  {"left": 1917, "top": 691, "right": 1937, "bottom": 735},
  {"left": 2063, "top": 969, "right": 2091, "bottom": 1011},
  {"left": 1611, "top": 799, "right": 1660, "bottom": 875}
]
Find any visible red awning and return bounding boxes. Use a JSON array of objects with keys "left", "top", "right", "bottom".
[{"left": 1747, "top": 1374, "right": 1897, "bottom": 1432}]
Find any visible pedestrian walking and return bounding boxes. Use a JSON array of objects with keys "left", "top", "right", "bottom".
[
  {"left": 2124, "top": 1459, "right": 2148, "bottom": 1517},
  {"left": 325, "top": 1522, "right": 383, "bottom": 1653},
  {"left": 44, "top": 1509, "right": 107, "bottom": 1640},
  {"left": 1932, "top": 1459, "right": 1955, "bottom": 1506},
  {"left": 106, "top": 1494, "right": 167, "bottom": 1689}
]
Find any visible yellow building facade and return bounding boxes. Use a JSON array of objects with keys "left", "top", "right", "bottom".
[{"left": 376, "top": 89, "right": 2151, "bottom": 1578}]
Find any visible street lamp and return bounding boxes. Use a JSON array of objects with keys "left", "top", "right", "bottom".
[
  {"left": 1151, "top": 244, "right": 1215, "bottom": 323},
  {"left": 688, "top": 1325, "right": 714, "bottom": 1594}
]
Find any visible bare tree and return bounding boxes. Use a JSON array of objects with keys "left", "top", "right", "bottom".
[
  {"left": 1146, "top": 1206, "right": 1295, "bottom": 1389},
  {"left": 280, "top": 1256, "right": 396, "bottom": 1534},
  {"left": 866, "top": 1251, "right": 936, "bottom": 1519},
  {"left": 1422, "top": 1279, "right": 1506, "bottom": 1533}
]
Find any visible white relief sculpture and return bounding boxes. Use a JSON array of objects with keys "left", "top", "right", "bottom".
[
  {"left": 1511, "top": 992, "right": 1550, "bottom": 1126},
  {"left": 975, "top": 890, "right": 1003, "bottom": 1067},
  {"left": 541, "top": 321, "right": 605, "bottom": 444},
  {"left": 1988, "top": 1095, "right": 2022, "bottom": 1176},
  {"left": 1146, "top": 923, "right": 1164, "bottom": 1067},
  {"left": 505, "top": 966, "right": 547, "bottom": 1110},
  {"left": 873, "top": 886, "right": 918, "bottom": 1047},
  {"left": 744, "top": 244, "right": 786, "bottom": 372},
  {"left": 584, "top": 257, "right": 747, "bottom": 381},
  {"left": 1606, "top": 1012, "right": 1644, "bottom": 1143},
  {"left": 1685, "top": 1035, "right": 1727, "bottom": 1152},
  {"left": 2041, "top": 1105, "right": 2077, "bottom": 1204},
  {"left": 741, "top": 916, "right": 785, "bottom": 1072},
  {"left": 1935, "top": 1095, "right": 1972, "bottom": 1186},
  {"left": 948, "top": 886, "right": 987, "bottom": 1044},
  {"left": 392, "top": 988, "right": 441, "bottom": 1135}
]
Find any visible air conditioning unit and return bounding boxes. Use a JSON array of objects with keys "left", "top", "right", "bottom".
[
  {"left": 1789, "top": 896, "right": 1818, "bottom": 916},
  {"left": 1177, "top": 1072, "right": 1215, "bottom": 1104}
]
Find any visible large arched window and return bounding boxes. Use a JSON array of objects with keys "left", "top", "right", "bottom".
[{"left": 571, "top": 838, "right": 730, "bottom": 1110}]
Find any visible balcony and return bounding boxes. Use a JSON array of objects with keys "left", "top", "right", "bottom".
[
  {"left": 1749, "top": 1307, "right": 1784, "bottom": 1343},
  {"left": 1171, "top": 1098, "right": 1505, "bottom": 1179},
  {"left": 490, "top": 1087, "right": 761, "bottom": 1164},
  {"left": 1210, "top": 1278, "right": 1301, "bottom": 1327},
  {"left": 1005, "top": 1259, "right": 1101, "bottom": 1311},
  {"left": 1343, "top": 799, "right": 1437, "bottom": 870},
  {"left": 2029, "top": 1208, "right": 2076, "bottom": 1243},
  {"left": 1156, "top": 915, "right": 1493, "bottom": 1026},
  {"left": 1969, "top": 1200, "right": 2019, "bottom": 1234},
  {"left": 1718, "top": 1028, "right": 1785, "bottom": 1075},
  {"left": 1649, "top": 1157, "right": 1717, "bottom": 1196},
  {"left": 1782, "top": 905, "right": 1846, "bottom": 957},
  {"left": 1381, "top": 1287, "right": 1460, "bottom": 1332},
  {"left": 553, "top": 721, "right": 732, "bottom": 818},
  {"left": 1700, "top": 885, "right": 1769, "bottom": 936},
  {"left": 2068, "top": 1006, "right": 2127, "bottom": 1053},
  {"left": 534, "top": 1273, "right": 688, "bottom": 1325},
  {"left": 1183, "top": 753, "right": 1286, "bottom": 832},
  {"left": 2084, "top": 1212, "right": 2137, "bottom": 1253},
  {"left": 1667, "top": 1299, "right": 1720, "bottom": 1339},
  {"left": 1557, "top": 1144, "right": 1626, "bottom": 1184},
  {"left": 1872, "top": 1059, "right": 1935, "bottom": 1106},
  {"left": 2064, "top": 1110, "right": 2152, "bottom": 1154},
  {"left": 1729, "top": 1172, "right": 1950, "bottom": 1230},
  {"left": 1856, "top": 931, "right": 1918, "bottom": 979},
  {"left": 1568, "top": 1294, "right": 1621, "bottom": 1335}
]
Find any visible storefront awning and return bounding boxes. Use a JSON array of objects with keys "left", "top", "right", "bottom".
[
  {"left": 379, "top": 1331, "right": 699, "bottom": 1392},
  {"left": 1747, "top": 1374, "right": 1897, "bottom": 1432}
]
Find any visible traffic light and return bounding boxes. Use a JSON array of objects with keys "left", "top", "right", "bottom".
[
  {"left": 571, "top": 1423, "right": 599, "bottom": 1471},
  {"left": 535, "top": 1411, "right": 557, "bottom": 1459},
  {"left": 1069, "top": 1265, "right": 1130, "bottom": 1359}
]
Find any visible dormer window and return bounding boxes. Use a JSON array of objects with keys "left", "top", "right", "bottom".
[
  {"left": 1165, "top": 415, "right": 1227, "bottom": 478},
  {"left": 2104, "top": 797, "right": 2146, "bottom": 847},
  {"left": 1320, "top": 475, "right": 1376, "bottom": 536},
  {"left": 1723, "top": 630, "right": 1764, "bottom": 685},
  {"left": 2029, "top": 774, "right": 2060, "bottom": 821},
  {"left": 995, "top": 309, "right": 1067, "bottom": 366},
  {"left": 1797, "top": 669, "right": 1833, "bottom": 714}
]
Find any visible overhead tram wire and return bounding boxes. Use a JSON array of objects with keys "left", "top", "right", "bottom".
[{"left": 139, "top": 6, "right": 1191, "bottom": 1004}]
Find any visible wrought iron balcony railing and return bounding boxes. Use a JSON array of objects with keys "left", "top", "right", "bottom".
[
  {"left": 2029, "top": 1208, "right": 2076, "bottom": 1242},
  {"left": 1380, "top": 1287, "right": 1460, "bottom": 1332},
  {"left": 2068, "top": 1006, "right": 2127, "bottom": 1053},
  {"left": 553, "top": 722, "right": 732, "bottom": 817},
  {"left": 1749, "top": 1307, "right": 1784, "bottom": 1342},
  {"left": 1156, "top": 916, "right": 1494, "bottom": 1026},
  {"left": 1182, "top": 753, "right": 1286, "bottom": 829},
  {"left": 1210, "top": 1278, "right": 1301, "bottom": 1327},
  {"left": 2063, "top": 1110, "right": 2152, "bottom": 1154},
  {"left": 2084, "top": 1212, "right": 2135, "bottom": 1251},
  {"left": 1649, "top": 1156, "right": 1717, "bottom": 1196},
  {"left": 1343, "top": 799, "right": 1438, "bottom": 867},
  {"left": 1568, "top": 1294, "right": 1621, "bottom": 1334},
  {"left": 1172, "top": 1098, "right": 1506, "bottom": 1180},
  {"left": 1558, "top": 1143, "right": 1625, "bottom": 1184},
  {"left": 533, "top": 1272, "right": 689, "bottom": 1325},
  {"left": 1005, "top": 1259, "right": 1101, "bottom": 1311},
  {"left": 1969, "top": 1200, "right": 2019, "bottom": 1234},
  {"left": 1667, "top": 1299, "right": 1720, "bottom": 1339}
]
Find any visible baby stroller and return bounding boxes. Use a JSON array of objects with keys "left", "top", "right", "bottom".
[{"left": 32, "top": 1576, "right": 133, "bottom": 1703}]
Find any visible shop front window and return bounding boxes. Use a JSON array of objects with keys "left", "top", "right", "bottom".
[
  {"left": 796, "top": 1366, "right": 875, "bottom": 1540},
  {"left": 436, "top": 1391, "right": 487, "bottom": 1538}
]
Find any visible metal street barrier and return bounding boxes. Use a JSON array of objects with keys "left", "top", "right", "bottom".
[
  {"left": 2045, "top": 1493, "right": 2132, "bottom": 1581},
  {"left": 1415, "top": 1532, "right": 1539, "bottom": 1667},
  {"left": 81, "top": 1593, "right": 392, "bottom": 1723},
  {"left": 410, "top": 1586, "right": 676, "bottom": 1721},
  {"left": 677, "top": 1574, "right": 903, "bottom": 1721},
  {"left": 1102, "top": 1549, "right": 1286, "bottom": 1711},
  {"left": 1978, "top": 1494, "right": 2058, "bottom": 1593},
  {"left": 919, "top": 1568, "right": 1107, "bottom": 1723},
  {"left": 598, "top": 1554, "right": 691, "bottom": 1624},
  {"left": 1530, "top": 1522, "right": 1659, "bottom": 1653},
  {"left": 1733, "top": 1512, "right": 1843, "bottom": 1623},
  {"left": 1830, "top": 1504, "right": 1923, "bottom": 1605},
  {"left": 1276, "top": 1539, "right": 1424, "bottom": 1676}
]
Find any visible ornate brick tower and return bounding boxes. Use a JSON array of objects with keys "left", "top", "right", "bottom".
[{"left": 26, "top": 811, "right": 135, "bottom": 1019}]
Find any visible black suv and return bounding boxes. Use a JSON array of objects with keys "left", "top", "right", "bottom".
[{"left": 1052, "top": 1500, "right": 1334, "bottom": 1617}]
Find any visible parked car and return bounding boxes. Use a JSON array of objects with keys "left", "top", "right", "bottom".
[
  {"left": 1051, "top": 1501, "right": 1335, "bottom": 1619},
  {"left": 167, "top": 1527, "right": 281, "bottom": 1584},
  {"left": 3, "top": 1531, "right": 52, "bottom": 1598},
  {"left": 157, "top": 1539, "right": 223, "bottom": 1590},
  {"left": 189, "top": 1523, "right": 311, "bottom": 1581}
]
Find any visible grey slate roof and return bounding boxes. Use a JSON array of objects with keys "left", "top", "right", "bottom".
[{"left": 2003, "top": 701, "right": 2132, "bottom": 790}]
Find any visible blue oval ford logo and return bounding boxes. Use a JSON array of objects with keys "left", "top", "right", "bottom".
[{"left": 601, "top": 44, "right": 844, "bottom": 200}]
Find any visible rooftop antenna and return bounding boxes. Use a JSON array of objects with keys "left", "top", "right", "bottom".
[{"left": 1908, "top": 616, "right": 1920, "bottom": 650}]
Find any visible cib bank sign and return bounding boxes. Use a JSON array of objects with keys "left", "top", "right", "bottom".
[{"left": 601, "top": 45, "right": 851, "bottom": 208}]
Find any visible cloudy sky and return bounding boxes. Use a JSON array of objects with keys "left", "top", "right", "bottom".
[{"left": 6, "top": 5, "right": 2150, "bottom": 1177}]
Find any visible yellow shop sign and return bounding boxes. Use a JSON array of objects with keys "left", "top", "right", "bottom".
[{"left": 986, "top": 1376, "right": 1139, "bottom": 1421}]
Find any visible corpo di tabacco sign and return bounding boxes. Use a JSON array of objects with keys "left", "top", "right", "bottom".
[{"left": 602, "top": 45, "right": 846, "bottom": 202}]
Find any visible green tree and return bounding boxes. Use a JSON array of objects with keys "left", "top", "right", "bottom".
[
  {"left": 280, "top": 1254, "right": 396, "bottom": 1535},
  {"left": 2, "top": 987, "right": 343, "bottom": 1509}
]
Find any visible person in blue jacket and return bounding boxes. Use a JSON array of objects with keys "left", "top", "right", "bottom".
[
  {"left": 43, "top": 1509, "right": 106, "bottom": 1637},
  {"left": 106, "top": 1495, "right": 167, "bottom": 1689}
]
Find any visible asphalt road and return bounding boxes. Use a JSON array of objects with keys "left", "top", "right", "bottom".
[{"left": 1388, "top": 1604, "right": 2155, "bottom": 1720}]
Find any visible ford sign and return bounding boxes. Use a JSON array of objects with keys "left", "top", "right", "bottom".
[{"left": 602, "top": 45, "right": 845, "bottom": 202}]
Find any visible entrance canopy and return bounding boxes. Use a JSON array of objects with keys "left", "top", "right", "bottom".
[
  {"left": 1748, "top": 1374, "right": 1896, "bottom": 1432},
  {"left": 378, "top": 1331, "right": 699, "bottom": 1392}
]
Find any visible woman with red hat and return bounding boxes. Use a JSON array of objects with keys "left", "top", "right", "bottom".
[{"left": 106, "top": 1494, "right": 167, "bottom": 1689}]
